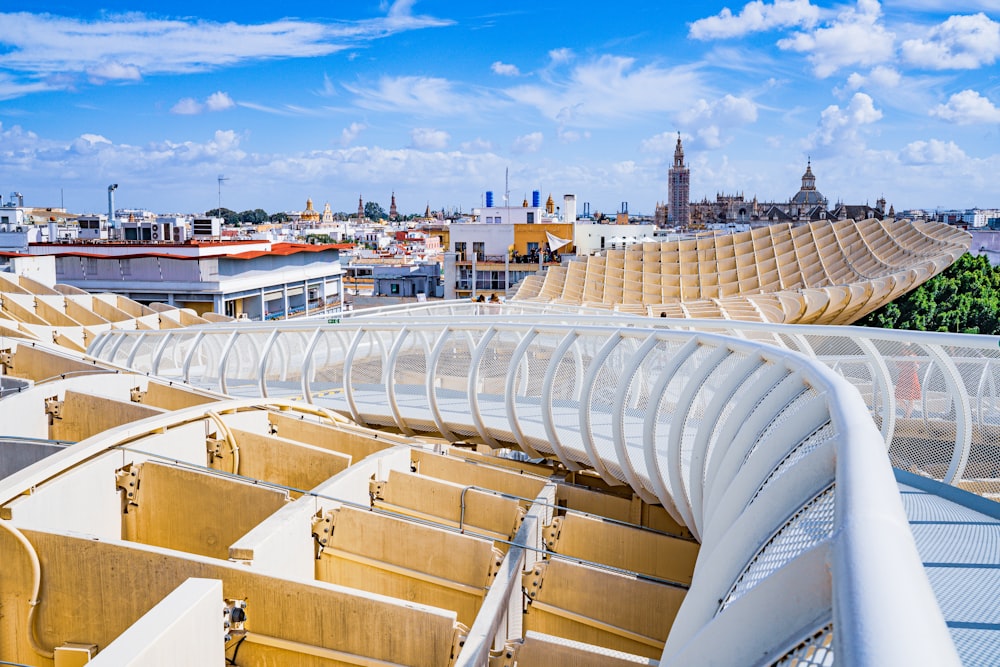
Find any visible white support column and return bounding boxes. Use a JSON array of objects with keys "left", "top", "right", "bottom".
[
  {"left": 385, "top": 327, "right": 415, "bottom": 436},
  {"left": 610, "top": 332, "right": 662, "bottom": 503},
  {"left": 503, "top": 329, "right": 545, "bottom": 459},
  {"left": 541, "top": 331, "right": 583, "bottom": 470},
  {"left": 467, "top": 326, "right": 500, "bottom": 448}
]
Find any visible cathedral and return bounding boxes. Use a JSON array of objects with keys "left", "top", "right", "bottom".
[{"left": 656, "top": 137, "right": 892, "bottom": 228}]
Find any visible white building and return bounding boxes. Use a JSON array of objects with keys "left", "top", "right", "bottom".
[
  {"left": 962, "top": 209, "right": 999, "bottom": 228},
  {"left": 572, "top": 221, "right": 662, "bottom": 256},
  {"left": 27, "top": 239, "right": 347, "bottom": 320}
]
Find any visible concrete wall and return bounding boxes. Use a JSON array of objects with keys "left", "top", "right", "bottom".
[{"left": 88, "top": 578, "right": 224, "bottom": 666}]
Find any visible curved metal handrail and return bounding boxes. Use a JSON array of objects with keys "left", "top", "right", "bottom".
[{"left": 89, "top": 305, "right": 1000, "bottom": 498}]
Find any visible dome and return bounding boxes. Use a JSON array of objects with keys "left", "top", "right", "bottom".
[{"left": 791, "top": 160, "right": 825, "bottom": 206}]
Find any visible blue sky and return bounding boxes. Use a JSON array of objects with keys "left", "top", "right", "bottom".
[{"left": 0, "top": 0, "right": 998, "bottom": 216}]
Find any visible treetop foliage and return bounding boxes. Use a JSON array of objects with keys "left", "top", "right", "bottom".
[
  {"left": 364, "top": 201, "right": 387, "bottom": 220},
  {"left": 856, "top": 253, "right": 1000, "bottom": 335}
]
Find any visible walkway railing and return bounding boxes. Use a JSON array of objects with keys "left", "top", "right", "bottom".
[
  {"left": 90, "top": 302, "right": 1000, "bottom": 497},
  {"left": 87, "top": 305, "right": 961, "bottom": 664}
]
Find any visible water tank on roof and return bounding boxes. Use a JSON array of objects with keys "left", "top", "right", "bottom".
[
  {"left": 532, "top": 190, "right": 540, "bottom": 208},
  {"left": 485, "top": 191, "right": 494, "bottom": 208}
]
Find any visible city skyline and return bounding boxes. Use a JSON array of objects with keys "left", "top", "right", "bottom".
[{"left": 0, "top": 1, "right": 998, "bottom": 216}]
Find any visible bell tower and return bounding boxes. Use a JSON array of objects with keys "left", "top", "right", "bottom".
[{"left": 668, "top": 133, "right": 690, "bottom": 226}]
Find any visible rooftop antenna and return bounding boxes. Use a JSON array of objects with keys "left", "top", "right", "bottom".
[{"left": 217, "top": 174, "right": 229, "bottom": 213}]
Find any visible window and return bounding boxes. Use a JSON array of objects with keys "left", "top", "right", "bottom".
[
  {"left": 526, "top": 212, "right": 534, "bottom": 224},
  {"left": 527, "top": 242, "right": 539, "bottom": 256},
  {"left": 494, "top": 216, "right": 502, "bottom": 224},
  {"left": 455, "top": 242, "right": 467, "bottom": 260},
  {"left": 473, "top": 242, "right": 485, "bottom": 261},
  {"left": 391, "top": 284, "right": 400, "bottom": 294}
]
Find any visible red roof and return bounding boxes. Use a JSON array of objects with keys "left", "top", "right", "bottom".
[{"left": 226, "top": 242, "right": 350, "bottom": 260}]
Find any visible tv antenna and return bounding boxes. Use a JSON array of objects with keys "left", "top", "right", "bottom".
[{"left": 217, "top": 174, "right": 229, "bottom": 213}]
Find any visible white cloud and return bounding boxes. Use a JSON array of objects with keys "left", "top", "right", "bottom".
[
  {"left": 0, "top": 6, "right": 452, "bottom": 98},
  {"left": 88, "top": 61, "right": 141, "bottom": 82},
  {"left": 901, "top": 13, "right": 1000, "bottom": 70},
  {"left": 506, "top": 55, "right": 706, "bottom": 127},
  {"left": 900, "top": 139, "right": 967, "bottom": 165},
  {"left": 930, "top": 89, "right": 1000, "bottom": 124},
  {"left": 807, "top": 92, "right": 882, "bottom": 149},
  {"left": 844, "top": 65, "right": 901, "bottom": 91},
  {"left": 460, "top": 137, "right": 494, "bottom": 152},
  {"left": 778, "top": 0, "right": 894, "bottom": 77},
  {"left": 557, "top": 127, "right": 590, "bottom": 143},
  {"left": 205, "top": 91, "right": 235, "bottom": 111},
  {"left": 171, "top": 91, "right": 235, "bottom": 115},
  {"left": 548, "top": 48, "right": 573, "bottom": 64},
  {"left": 639, "top": 131, "right": 680, "bottom": 154},
  {"left": 410, "top": 127, "right": 450, "bottom": 150},
  {"left": 676, "top": 95, "right": 758, "bottom": 148},
  {"left": 340, "top": 122, "right": 366, "bottom": 146},
  {"left": 689, "top": 0, "right": 821, "bottom": 40},
  {"left": 512, "top": 132, "right": 543, "bottom": 154},
  {"left": 319, "top": 73, "right": 337, "bottom": 98},
  {"left": 491, "top": 61, "right": 520, "bottom": 76},
  {"left": 70, "top": 133, "right": 111, "bottom": 154},
  {"left": 171, "top": 97, "right": 202, "bottom": 115},
  {"left": 346, "top": 75, "right": 479, "bottom": 115}
]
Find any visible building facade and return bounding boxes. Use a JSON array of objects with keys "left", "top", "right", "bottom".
[
  {"left": 28, "top": 240, "right": 346, "bottom": 320},
  {"left": 689, "top": 161, "right": 889, "bottom": 227}
]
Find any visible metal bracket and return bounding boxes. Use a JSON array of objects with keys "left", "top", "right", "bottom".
[
  {"left": 206, "top": 437, "right": 226, "bottom": 463},
  {"left": 489, "top": 641, "right": 521, "bottom": 667},
  {"left": 510, "top": 507, "right": 526, "bottom": 538},
  {"left": 485, "top": 547, "right": 504, "bottom": 584},
  {"left": 311, "top": 509, "right": 336, "bottom": 557},
  {"left": 522, "top": 561, "right": 547, "bottom": 601},
  {"left": 368, "top": 479, "right": 386, "bottom": 502},
  {"left": 0, "top": 348, "right": 13, "bottom": 372},
  {"left": 130, "top": 386, "right": 146, "bottom": 403},
  {"left": 44, "top": 395, "right": 63, "bottom": 421},
  {"left": 450, "top": 623, "right": 470, "bottom": 662},
  {"left": 542, "top": 516, "right": 563, "bottom": 551},
  {"left": 223, "top": 598, "right": 248, "bottom": 643},
  {"left": 115, "top": 464, "right": 141, "bottom": 506}
]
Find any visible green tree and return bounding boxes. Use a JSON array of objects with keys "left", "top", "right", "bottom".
[
  {"left": 857, "top": 253, "right": 1000, "bottom": 334},
  {"left": 269, "top": 212, "right": 290, "bottom": 223},
  {"left": 205, "top": 207, "right": 239, "bottom": 225},
  {"left": 237, "top": 208, "right": 269, "bottom": 224},
  {"left": 364, "top": 201, "right": 387, "bottom": 220}
]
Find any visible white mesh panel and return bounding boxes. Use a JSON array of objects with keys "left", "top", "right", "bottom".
[
  {"left": 720, "top": 485, "right": 835, "bottom": 612},
  {"left": 648, "top": 344, "right": 715, "bottom": 502},
  {"left": 745, "top": 387, "right": 818, "bottom": 465},
  {"left": 771, "top": 623, "right": 834, "bottom": 667}
]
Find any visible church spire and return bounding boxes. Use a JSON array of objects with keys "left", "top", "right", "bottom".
[{"left": 673, "top": 132, "right": 685, "bottom": 168}]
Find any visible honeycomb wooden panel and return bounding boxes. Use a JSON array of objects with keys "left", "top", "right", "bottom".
[{"left": 514, "top": 219, "right": 969, "bottom": 325}]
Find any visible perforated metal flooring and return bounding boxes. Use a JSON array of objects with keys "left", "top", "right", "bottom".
[{"left": 896, "top": 470, "right": 1000, "bottom": 665}]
